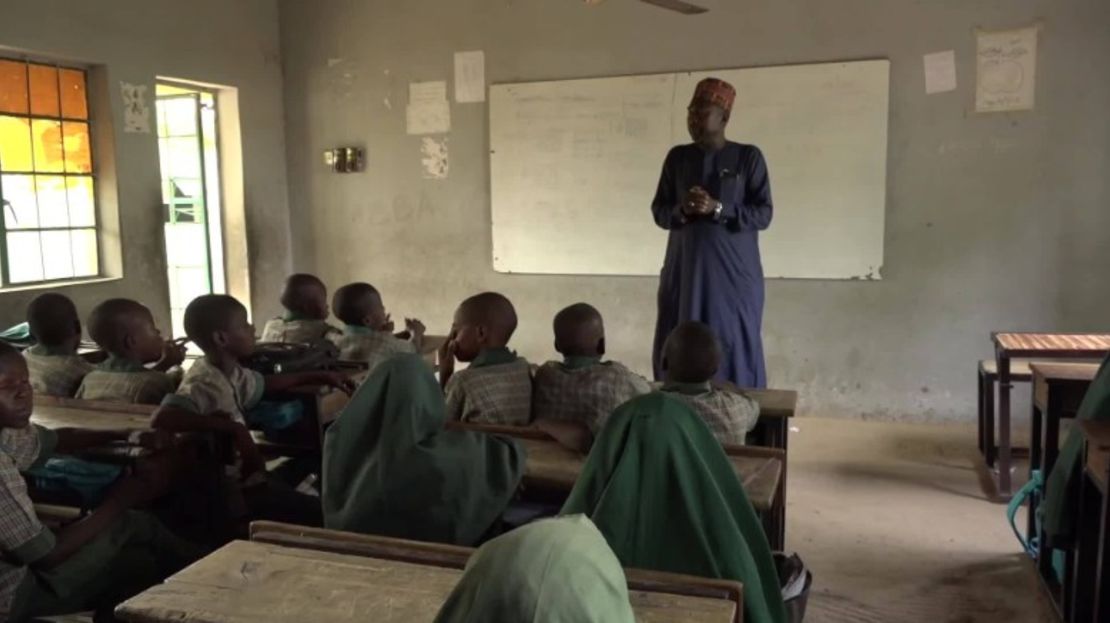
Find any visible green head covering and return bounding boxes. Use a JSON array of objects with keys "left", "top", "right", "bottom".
[
  {"left": 1043, "top": 356, "right": 1110, "bottom": 540},
  {"left": 323, "top": 353, "right": 526, "bottom": 546},
  {"left": 434, "top": 514, "right": 635, "bottom": 623},
  {"left": 561, "top": 392, "right": 786, "bottom": 623}
]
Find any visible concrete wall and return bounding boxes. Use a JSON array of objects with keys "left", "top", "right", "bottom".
[
  {"left": 0, "top": 0, "right": 292, "bottom": 332},
  {"left": 279, "top": 0, "right": 1110, "bottom": 421}
]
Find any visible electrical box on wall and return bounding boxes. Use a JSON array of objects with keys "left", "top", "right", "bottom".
[{"left": 323, "top": 147, "right": 363, "bottom": 173}]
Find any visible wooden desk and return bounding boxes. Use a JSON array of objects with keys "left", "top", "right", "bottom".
[
  {"left": 116, "top": 540, "right": 737, "bottom": 623},
  {"left": 990, "top": 332, "right": 1110, "bottom": 497},
  {"left": 743, "top": 387, "right": 795, "bottom": 548},
  {"left": 31, "top": 401, "right": 153, "bottom": 432},
  {"left": 1067, "top": 421, "right": 1110, "bottom": 622}
]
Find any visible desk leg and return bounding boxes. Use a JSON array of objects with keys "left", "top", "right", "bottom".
[
  {"left": 985, "top": 370, "right": 997, "bottom": 468},
  {"left": 998, "top": 355, "right": 1013, "bottom": 497},
  {"left": 1071, "top": 471, "right": 1100, "bottom": 622},
  {"left": 757, "top": 418, "right": 787, "bottom": 551},
  {"left": 1029, "top": 402, "right": 1043, "bottom": 545},
  {"left": 1045, "top": 388, "right": 1062, "bottom": 478}
]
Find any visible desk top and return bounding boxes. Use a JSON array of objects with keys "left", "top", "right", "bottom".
[
  {"left": 1030, "top": 362, "right": 1102, "bottom": 383},
  {"left": 31, "top": 403, "right": 153, "bottom": 432},
  {"left": 995, "top": 332, "right": 1110, "bottom": 354},
  {"left": 1080, "top": 421, "right": 1110, "bottom": 494},
  {"left": 116, "top": 540, "right": 736, "bottom": 623},
  {"left": 520, "top": 437, "right": 781, "bottom": 511},
  {"left": 743, "top": 388, "right": 796, "bottom": 419}
]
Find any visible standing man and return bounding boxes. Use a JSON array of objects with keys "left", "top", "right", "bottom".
[{"left": 651, "top": 78, "right": 773, "bottom": 388}]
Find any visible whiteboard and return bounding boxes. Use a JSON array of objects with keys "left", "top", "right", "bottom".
[{"left": 489, "top": 60, "right": 890, "bottom": 279}]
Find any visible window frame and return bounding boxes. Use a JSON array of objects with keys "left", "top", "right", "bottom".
[{"left": 0, "top": 56, "right": 100, "bottom": 288}]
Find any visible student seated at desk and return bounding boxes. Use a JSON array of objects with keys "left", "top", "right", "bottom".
[
  {"left": 323, "top": 353, "right": 524, "bottom": 546},
  {"left": 75, "top": 299, "right": 186, "bottom": 405},
  {"left": 0, "top": 343, "right": 199, "bottom": 622},
  {"left": 435, "top": 514, "right": 634, "bottom": 623},
  {"left": 660, "top": 321, "right": 759, "bottom": 446},
  {"left": 561, "top": 392, "right": 786, "bottom": 623},
  {"left": 22, "top": 293, "right": 93, "bottom": 398},
  {"left": 260, "top": 273, "right": 340, "bottom": 344},
  {"left": 1043, "top": 355, "right": 1110, "bottom": 544},
  {"left": 439, "top": 292, "right": 533, "bottom": 426},
  {"left": 329, "top": 282, "right": 425, "bottom": 370},
  {"left": 532, "top": 303, "right": 651, "bottom": 451},
  {"left": 153, "top": 294, "right": 354, "bottom": 527}
]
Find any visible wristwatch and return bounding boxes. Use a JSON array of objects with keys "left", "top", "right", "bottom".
[{"left": 713, "top": 201, "right": 723, "bottom": 221}]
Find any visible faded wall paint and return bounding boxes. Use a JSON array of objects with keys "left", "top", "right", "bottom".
[
  {"left": 280, "top": 0, "right": 1110, "bottom": 421},
  {"left": 0, "top": 0, "right": 292, "bottom": 333}
]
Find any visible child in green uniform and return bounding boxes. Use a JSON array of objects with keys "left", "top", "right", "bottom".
[
  {"left": 439, "top": 292, "right": 533, "bottom": 426},
  {"left": 154, "top": 294, "right": 354, "bottom": 527},
  {"left": 76, "top": 299, "right": 186, "bottom": 405},
  {"left": 22, "top": 293, "right": 92, "bottom": 398},
  {"left": 0, "top": 342, "right": 197, "bottom": 622},
  {"left": 659, "top": 321, "right": 760, "bottom": 446},
  {"left": 329, "top": 282, "right": 424, "bottom": 371},
  {"left": 260, "top": 274, "right": 340, "bottom": 344}
]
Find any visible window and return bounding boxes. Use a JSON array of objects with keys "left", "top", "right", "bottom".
[{"left": 0, "top": 58, "right": 98, "bottom": 286}]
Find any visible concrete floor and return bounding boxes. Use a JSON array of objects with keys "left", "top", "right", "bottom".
[{"left": 788, "top": 417, "right": 1057, "bottom": 623}]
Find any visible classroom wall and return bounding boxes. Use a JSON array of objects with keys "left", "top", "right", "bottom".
[
  {"left": 0, "top": 0, "right": 292, "bottom": 332},
  {"left": 279, "top": 0, "right": 1110, "bottom": 421}
]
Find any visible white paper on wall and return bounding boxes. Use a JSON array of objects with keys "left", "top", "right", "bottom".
[
  {"left": 454, "top": 51, "right": 486, "bottom": 103},
  {"left": 421, "top": 137, "right": 449, "bottom": 179},
  {"left": 406, "top": 80, "right": 450, "bottom": 134},
  {"left": 120, "top": 82, "right": 151, "bottom": 133},
  {"left": 923, "top": 50, "right": 957, "bottom": 94},
  {"left": 976, "top": 26, "right": 1038, "bottom": 112}
]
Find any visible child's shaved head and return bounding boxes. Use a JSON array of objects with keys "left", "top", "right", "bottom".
[
  {"left": 663, "top": 321, "right": 721, "bottom": 384},
  {"left": 333, "top": 282, "right": 385, "bottom": 327},
  {"left": 553, "top": 303, "right": 604, "bottom": 358},
  {"left": 26, "top": 292, "right": 81, "bottom": 348},
  {"left": 0, "top": 342, "right": 33, "bottom": 428},
  {"left": 279, "top": 273, "right": 329, "bottom": 320},
  {"left": 458, "top": 292, "right": 518, "bottom": 343},
  {"left": 184, "top": 294, "right": 249, "bottom": 352},
  {"left": 88, "top": 299, "right": 155, "bottom": 353}
]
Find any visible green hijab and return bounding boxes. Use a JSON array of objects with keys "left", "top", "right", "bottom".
[
  {"left": 323, "top": 353, "right": 526, "bottom": 546},
  {"left": 434, "top": 515, "right": 635, "bottom": 623},
  {"left": 561, "top": 392, "right": 787, "bottom": 623},
  {"left": 1043, "top": 356, "right": 1110, "bottom": 540}
]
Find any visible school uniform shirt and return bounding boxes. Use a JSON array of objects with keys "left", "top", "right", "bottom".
[
  {"left": 532, "top": 357, "right": 652, "bottom": 434},
  {"left": 259, "top": 314, "right": 340, "bottom": 344},
  {"left": 23, "top": 345, "right": 94, "bottom": 398},
  {"left": 660, "top": 382, "right": 760, "bottom": 446},
  {"left": 161, "top": 358, "right": 264, "bottom": 486},
  {"left": 329, "top": 325, "right": 416, "bottom": 370},
  {"left": 445, "top": 348, "right": 533, "bottom": 426},
  {"left": 75, "top": 355, "right": 179, "bottom": 405},
  {"left": 0, "top": 425, "right": 58, "bottom": 619}
]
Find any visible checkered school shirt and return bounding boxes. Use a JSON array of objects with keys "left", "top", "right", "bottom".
[
  {"left": 662, "top": 383, "right": 761, "bottom": 446},
  {"left": 260, "top": 316, "right": 340, "bottom": 345},
  {"left": 1, "top": 425, "right": 58, "bottom": 618},
  {"left": 161, "top": 357, "right": 264, "bottom": 427},
  {"left": 445, "top": 349, "right": 533, "bottom": 426},
  {"left": 23, "top": 345, "right": 93, "bottom": 398},
  {"left": 76, "top": 356, "right": 179, "bottom": 405},
  {"left": 532, "top": 357, "right": 652, "bottom": 434},
  {"left": 329, "top": 325, "right": 415, "bottom": 371}
]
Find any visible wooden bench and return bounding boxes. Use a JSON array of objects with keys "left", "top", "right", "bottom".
[
  {"left": 116, "top": 536, "right": 739, "bottom": 623},
  {"left": 1069, "top": 420, "right": 1110, "bottom": 622}
]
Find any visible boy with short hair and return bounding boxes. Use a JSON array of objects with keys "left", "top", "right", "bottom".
[
  {"left": 439, "top": 292, "right": 532, "bottom": 425},
  {"left": 0, "top": 342, "right": 197, "bottom": 621},
  {"left": 260, "top": 273, "right": 340, "bottom": 344},
  {"left": 532, "top": 303, "right": 651, "bottom": 448},
  {"left": 330, "top": 282, "right": 425, "bottom": 371},
  {"left": 76, "top": 299, "right": 186, "bottom": 405},
  {"left": 153, "top": 294, "right": 355, "bottom": 526},
  {"left": 660, "top": 321, "right": 760, "bottom": 446},
  {"left": 23, "top": 293, "right": 93, "bottom": 397}
]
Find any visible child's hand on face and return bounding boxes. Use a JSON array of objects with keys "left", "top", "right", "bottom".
[
  {"left": 438, "top": 330, "right": 458, "bottom": 376},
  {"left": 378, "top": 314, "right": 396, "bottom": 333},
  {"left": 159, "top": 339, "right": 187, "bottom": 369},
  {"left": 405, "top": 318, "right": 426, "bottom": 339}
]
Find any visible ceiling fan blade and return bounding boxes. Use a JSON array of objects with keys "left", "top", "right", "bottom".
[{"left": 639, "top": 0, "right": 709, "bottom": 15}]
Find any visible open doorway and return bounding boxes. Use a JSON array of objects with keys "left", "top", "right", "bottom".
[{"left": 155, "top": 83, "right": 226, "bottom": 338}]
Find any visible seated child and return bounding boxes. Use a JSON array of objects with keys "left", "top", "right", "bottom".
[
  {"left": 0, "top": 342, "right": 198, "bottom": 621},
  {"left": 76, "top": 299, "right": 185, "bottom": 405},
  {"left": 153, "top": 294, "right": 355, "bottom": 527},
  {"left": 532, "top": 303, "right": 651, "bottom": 450},
  {"left": 260, "top": 273, "right": 340, "bottom": 344},
  {"left": 329, "top": 282, "right": 425, "bottom": 371},
  {"left": 659, "top": 321, "right": 759, "bottom": 446},
  {"left": 440, "top": 292, "right": 532, "bottom": 425},
  {"left": 22, "top": 293, "right": 93, "bottom": 397}
]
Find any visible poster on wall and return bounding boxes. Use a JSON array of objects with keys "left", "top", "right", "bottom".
[
  {"left": 976, "top": 26, "right": 1038, "bottom": 112},
  {"left": 454, "top": 50, "right": 486, "bottom": 103},
  {"left": 120, "top": 82, "right": 151, "bottom": 133},
  {"left": 406, "top": 81, "right": 451, "bottom": 135},
  {"left": 923, "top": 50, "right": 957, "bottom": 95}
]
